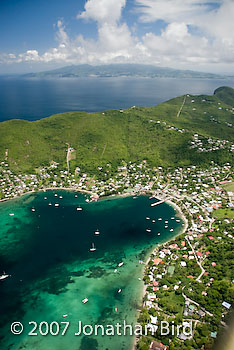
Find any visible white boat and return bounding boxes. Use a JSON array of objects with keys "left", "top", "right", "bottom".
[
  {"left": 165, "top": 225, "right": 168, "bottom": 229},
  {"left": 146, "top": 229, "right": 152, "bottom": 233},
  {"left": 9, "top": 213, "right": 14, "bottom": 216},
  {"left": 118, "top": 262, "right": 124, "bottom": 267},
  {"left": 158, "top": 218, "right": 162, "bottom": 221},
  {"left": 157, "top": 233, "right": 161, "bottom": 236},
  {"left": 170, "top": 228, "right": 174, "bottom": 232},
  {"left": 59, "top": 196, "right": 63, "bottom": 199},
  {"left": 44, "top": 197, "right": 47, "bottom": 200},
  {"left": 31, "top": 208, "right": 36, "bottom": 212},
  {"left": 176, "top": 219, "right": 180, "bottom": 223},
  {"left": 171, "top": 217, "right": 175, "bottom": 220},
  {"left": 85, "top": 199, "right": 89, "bottom": 202},
  {"left": 48, "top": 203, "right": 52, "bottom": 206},
  {"left": 89, "top": 243, "right": 96, "bottom": 252},
  {"left": 0, "top": 272, "right": 10, "bottom": 280},
  {"left": 75, "top": 194, "right": 78, "bottom": 198},
  {"left": 94, "top": 229, "right": 100, "bottom": 235},
  {"left": 118, "top": 289, "right": 122, "bottom": 293},
  {"left": 76, "top": 207, "right": 83, "bottom": 211},
  {"left": 165, "top": 220, "right": 168, "bottom": 223},
  {"left": 146, "top": 217, "right": 150, "bottom": 220},
  {"left": 152, "top": 220, "right": 156, "bottom": 223},
  {"left": 54, "top": 193, "right": 58, "bottom": 197},
  {"left": 63, "top": 314, "right": 68, "bottom": 318},
  {"left": 55, "top": 203, "right": 59, "bottom": 207},
  {"left": 82, "top": 298, "right": 88, "bottom": 304}
]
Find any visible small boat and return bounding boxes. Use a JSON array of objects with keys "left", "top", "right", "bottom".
[
  {"left": 118, "top": 262, "right": 124, "bottom": 267},
  {"left": 165, "top": 220, "right": 168, "bottom": 223},
  {"left": 44, "top": 197, "right": 47, "bottom": 200},
  {"left": 76, "top": 207, "right": 83, "bottom": 211},
  {"left": 94, "top": 229, "right": 100, "bottom": 235},
  {"left": 89, "top": 243, "right": 96, "bottom": 252},
  {"left": 48, "top": 203, "right": 52, "bottom": 206},
  {"left": 9, "top": 213, "right": 14, "bottom": 216},
  {"left": 115, "top": 307, "right": 118, "bottom": 312},
  {"left": 31, "top": 208, "right": 36, "bottom": 212},
  {"left": 176, "top": 219, "right": 180, "bottom": 223},
  {"left": 63, "top": 314, "right": 68, "bottom": 318},
  {"left": 152, "top": 220, "right": 156, "bottom": 223},
  {"left": 157, "top": 233, "right": 161, "bottom": 236},
  {"left": 85, "top": 199, "right": 89, "bottom": 202},
  {"left": 133, "top": 196, "right": 137, "bottom": 199},
  {"left": 138, "top": 278, "right": 142, "bottom": 281},
  {"left": 170, "top": 228, "right": 174, "bottom": 232},
  {"left": 54, "top": 193, "right": 58, "bottom": 197},
  {"left": 146, "top": 217, "right": 150, "bottom": 220},
  {"left": 171, "top": 217, "right": 175, "bottom": 220},
  {"left": 165, "top": 225, "right": 168, "bottom": 229},
  {"left": 158, "top": 218, "right": 162, "bottom": 221},
  {"left": 114, "top": 269, "right": 118, "bottom": 273},
  {"left": 0, "top": 272, "right": 10, "bottom": 280},
  {"left": 55, "top": 203, "right": 59, "bottom": 207},
  {"left": 75, "top": 194, "right": 78, "bottom": 198},
  {"left": 82, "top": 298, "right": 88, "bottom": 304},
  {"left": 118, "top": 289, "right": 122, "bottom": 293},
  {"left": 59, "top": 196, "right": 63, "bottom": 199},
  {"left": 146, "top": 229, "right": 152, "bottom": 233}
]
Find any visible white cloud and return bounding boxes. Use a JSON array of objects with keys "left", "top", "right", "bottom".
[
  {"left": 1, "top": 0, "right": 234, "bottom": 73},
  {"left": 78, "top": 0, "right": 126, "bottom": 24},
  {"left": 135, "top": 0, "right": 219, "bottom": 23}
]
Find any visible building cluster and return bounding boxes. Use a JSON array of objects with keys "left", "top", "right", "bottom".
[{"left": 189, "top": 134, "right": 234, "bottom": 153}]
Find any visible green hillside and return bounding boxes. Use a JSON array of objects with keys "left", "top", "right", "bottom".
[
  {"left": 0, "top": 87, "right": 233, "bottom": 173},
  {"left": 214, "top": 86, "right": 234, "bottom": 107}
]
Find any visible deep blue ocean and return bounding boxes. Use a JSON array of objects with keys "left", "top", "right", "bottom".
[{"left": 1, "top": 76, "right": 234, "bottom": 121}]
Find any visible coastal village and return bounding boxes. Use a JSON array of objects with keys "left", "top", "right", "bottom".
[{"left": 0, "top": 159, "right": 233, "bottom": 349}]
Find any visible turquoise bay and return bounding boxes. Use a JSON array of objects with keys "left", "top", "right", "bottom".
[{"left": 0, "top": 191, "right": 183, "bottom": 350}]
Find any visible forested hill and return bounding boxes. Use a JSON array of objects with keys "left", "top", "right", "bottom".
[{"left": 0, "top": 87, "right": 233, "bottom": 173}]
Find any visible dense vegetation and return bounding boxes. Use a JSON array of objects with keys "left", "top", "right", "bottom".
[{"left": 0, "top": 87, "right": 233, "bottom": 173}]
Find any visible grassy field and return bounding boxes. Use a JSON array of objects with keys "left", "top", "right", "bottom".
[
  {"left": 0, "top": 86, "right": 233, "bottom": 173},
  {"left": 212, "top": 208, "right": 234, "bottom": 220},
  {"left": 222, "top": 182, "right": 234, "bottom": 192}
]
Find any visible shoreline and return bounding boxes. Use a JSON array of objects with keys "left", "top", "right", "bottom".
[
  {"left": 0, "top": 186, "right": 189, "bottom": 350},
  {"left": 132, "top": 196, "right": 189, "bottom": 350},
  {"left": 0, "top": 186, "right": 97, "bottom": 204}
]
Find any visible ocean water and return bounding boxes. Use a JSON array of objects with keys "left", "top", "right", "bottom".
[
  {"left": 0, "top": 191, "right": 183, "bottom": 350},
  {"left": 0, "top": 76, "right": 234, "bottom": 121}
]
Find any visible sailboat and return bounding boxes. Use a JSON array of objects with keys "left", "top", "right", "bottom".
[
  {"left": 89, "top": 243, "right": 96, "bottom": 252},
  {"left": 0, "top": 272, "right": 10, "bottom": 280}
]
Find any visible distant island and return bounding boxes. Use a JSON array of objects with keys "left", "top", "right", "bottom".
[{"left": 23, "top": 63, "right": 227, "bottom": 79}]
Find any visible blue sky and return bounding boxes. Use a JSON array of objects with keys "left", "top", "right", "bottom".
[{"left": 0, "top": 0, "right": 233, "bottom": 74}]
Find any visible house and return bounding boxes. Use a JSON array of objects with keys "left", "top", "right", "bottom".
[
  {"left": 222, "top": 301, "right": 231, "bottom": 309},
  {"left": 153, "top": 258, "right": 162, "bottom": 265},
  {"left": 149, "top": 341, "right": 167, "bottom": 350},
  {"left": 150, "top": 315, "right": 158, "bottom": 324}
]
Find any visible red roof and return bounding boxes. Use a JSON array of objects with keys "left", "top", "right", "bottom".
[{"left": 196, "top": 252, "right": 203, "bottom": 257}]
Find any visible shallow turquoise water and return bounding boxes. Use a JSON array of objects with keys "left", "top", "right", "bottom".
[{"left": 0, "top": 191, "right": 182, "bottom": 350}]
